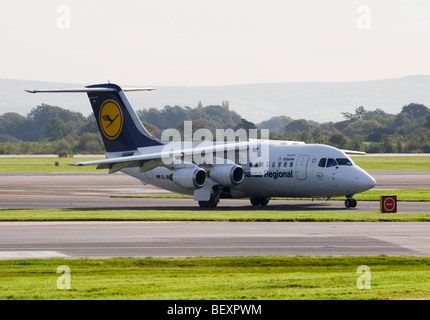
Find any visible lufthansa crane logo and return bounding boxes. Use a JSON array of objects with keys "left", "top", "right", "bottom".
[{"left": 99, "top": 99, "right": 123, "bottom": 140}]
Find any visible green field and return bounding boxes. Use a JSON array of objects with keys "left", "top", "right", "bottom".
[
  {"left": 0, "top": 256, "right": 429, "bottom": 300},
  {"left": 0, "top": 155, "right": 429, "bottom": 172},
  {"left": 341, "top": 189, "right": 430, "bottom": 202},
  {"left": 1, "top": 209, "right": 429, "bottom": 221},
  {"left": 351, "top": 155, "right": 430, "bottom": 171},
  {"left": 0, "top": 156, "right": 103, "bottom": 173}
]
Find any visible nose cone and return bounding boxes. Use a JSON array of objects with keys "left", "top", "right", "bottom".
[
  {"left": 356, "top": 170, "right": 376, "bottom": 192},
  {"left": 368, "top": 175, "right": 377, "bottom": 189}
]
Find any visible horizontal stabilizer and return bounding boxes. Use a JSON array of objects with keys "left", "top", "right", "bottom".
[
  {"left": 26, "top": 83, "right": 161, "bottom": 152},
  {"left": 25, "top": 87, "right": 155, "bottom": 94}
]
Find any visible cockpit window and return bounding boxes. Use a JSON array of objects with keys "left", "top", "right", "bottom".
[
  {"left": 318, "top": 158, "right": 327, "bottom": 167},
  {"left": 326, "top": 158, "right": 338, "bottom": 167},
  {"left": 319, "top": 157, "right": 353, "bottom": 168},
  {"left": 336, "top": 158, "right": 353, "bottom": 166}
]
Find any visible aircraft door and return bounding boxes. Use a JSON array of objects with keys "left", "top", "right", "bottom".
[{"left": 296, "top": 155, "right": 309, "bottom": 180}]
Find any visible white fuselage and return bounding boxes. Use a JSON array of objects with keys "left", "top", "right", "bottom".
[{"left": 119, "top": 141, "right": 376, "bottom": 200}]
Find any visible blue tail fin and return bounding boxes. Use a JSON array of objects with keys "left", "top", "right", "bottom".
[{"left": 85, "top": 83, "right": 163, "bottom": 153}]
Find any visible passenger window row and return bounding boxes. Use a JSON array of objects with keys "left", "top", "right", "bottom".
[{"left": 249, "top": 161, "right": 294, "bottom": 168}]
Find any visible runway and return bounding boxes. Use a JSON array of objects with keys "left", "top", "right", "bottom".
[
  {"left": 0, "top": 172, "right": 429, "bottom": 259},
  {"left": 1, "top": 221, "right": 429, "bottom": 259}
]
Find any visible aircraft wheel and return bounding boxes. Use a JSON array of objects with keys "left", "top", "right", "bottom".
[
  {"left": 345, "top": 198, "right": 357, "bottom": 208},
  {"left": 198, "top": 200, "right": 218, "bottom": 208},
  {"left": 260, "top": 197, "right": 270, "bottom": 206},
  {"left": 250, "top": 197, "right": 270, "bottom": 206},
  {"left": 250, "top": 197, "right": 260, "bottom": 206},
  {"left": 345, "top": 198, "right": 352, "bottom": 208}
]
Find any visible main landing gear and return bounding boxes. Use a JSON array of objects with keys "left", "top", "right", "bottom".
[
  {"left": 345, "top": 196, "right": 357, "bottom": 208},
  {"left": 198, "top": 195, "right": 219, "bottom": 208},
  {"left": 250, "top": 196, "right": 270, "bottom": 206},
  {"left": 198, "top": 186, "right": 221, "bottom": 208}
]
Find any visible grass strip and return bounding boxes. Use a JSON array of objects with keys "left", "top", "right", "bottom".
[
  {"left": 0, "top": 157, "right": 103, "bottom": 173},
  {"left": 1, "top": 209, "right": 429, "bottom": 221},
  {"left": 0, "top": 256, "right": 429, "bottom": 300},
  {"left": 338, "top": 189, "right": 430, "bottom": 202},
  {"left": 351, "top": 155, "right": 430, "bottom": 171}
]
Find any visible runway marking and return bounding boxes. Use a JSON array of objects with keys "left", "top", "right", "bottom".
[
  {"left": 0, "top": 194, "right": 106, "bottom": 198},
  {"left": 0, "top": 250, "right": 68, "bottom": 260}
]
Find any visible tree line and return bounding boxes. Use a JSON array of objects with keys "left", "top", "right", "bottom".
[
  {"left": 1, "top": 101, "right": 429, "bottom": 155},
  {"left": 261, "top": 103, "right": 430, "bottom": 153}
]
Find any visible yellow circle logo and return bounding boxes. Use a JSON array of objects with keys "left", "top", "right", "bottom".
[{"left": 99, "top": 99, "right": 123, "bottom": 140}]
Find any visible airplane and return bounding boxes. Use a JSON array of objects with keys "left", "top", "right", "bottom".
[{"left": 26, "top": 83, "right": 376, "bottom": 208}]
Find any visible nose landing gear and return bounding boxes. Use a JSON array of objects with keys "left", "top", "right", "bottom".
[{"left": 345, "top": 196, "right": 357, "bottom": 208}]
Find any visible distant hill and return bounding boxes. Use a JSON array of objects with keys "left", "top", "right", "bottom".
[{"left": 1, "top": 75, "right": 430, "bottom": 123}]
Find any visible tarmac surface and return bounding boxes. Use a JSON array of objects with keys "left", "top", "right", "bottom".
[
  {"left": 1, "top": 221, "right": 429, "bottom": 259},
  {"left": 0, "top": 171, "right": 429, "bottom": 259},
  {"left": 0, "top": 171, "right": 429, "bottom": 212}
]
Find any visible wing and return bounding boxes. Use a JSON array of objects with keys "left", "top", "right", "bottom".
[{"left": 71, "top": 141, "right": 252, "bottom": 174}]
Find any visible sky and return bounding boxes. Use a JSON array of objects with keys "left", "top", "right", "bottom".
[{"left": 1, "top": 0, "right": 430, "bottom": 86}]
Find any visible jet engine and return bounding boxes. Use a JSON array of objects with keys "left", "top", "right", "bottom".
[
  {"left": 170, "top": 167, "right": 207, "bottom": 190},
  {"left": 209, "top": 164, "right": 245, "bottom": 187}
]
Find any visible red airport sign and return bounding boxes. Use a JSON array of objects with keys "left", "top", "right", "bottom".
[{"left": 380, "top": 196, "right": 397, "bottom": 213}]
